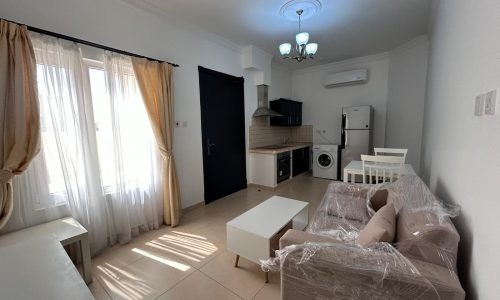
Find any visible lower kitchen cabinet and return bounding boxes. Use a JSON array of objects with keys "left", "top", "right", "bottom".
[
  {"left": 248, "top": 145, "right": 312, "bottom": 189},
  {"left": 292, "top": 147, "right": 310, "bottom": 177}
]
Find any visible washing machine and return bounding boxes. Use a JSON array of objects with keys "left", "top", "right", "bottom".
[{"left": 313, "top": 144, "right": 340, "bottom": 180}]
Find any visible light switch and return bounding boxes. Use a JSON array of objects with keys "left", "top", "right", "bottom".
[
  {"left": 181, "top": 121, "right": 188, "bottom": 128},
  {"left": 474, "top": 94, "right": 485, "bottom": 116},
  {"left": 485, "top": 89, "right": 497, "bottom": 115}
]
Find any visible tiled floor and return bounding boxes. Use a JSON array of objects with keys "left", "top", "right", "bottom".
[{"left": 89, "top": 173, "right": 331, "bottom": 300}]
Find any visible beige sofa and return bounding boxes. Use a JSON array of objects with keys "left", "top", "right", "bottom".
[{"left": 277, "top": 176, "right": 465, "bottom": 300}]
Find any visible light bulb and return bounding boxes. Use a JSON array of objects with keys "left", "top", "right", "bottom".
[
  {"left": 305, "top": 43, "right": 318, "bottom": 55},
  {"left": 295, "top": 32, "right": 309, "bottom": 46},
  {"left": 279, "top": 43, "right": 291, "bottom": 56}
]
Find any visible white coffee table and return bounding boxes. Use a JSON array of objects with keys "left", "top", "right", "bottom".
[{"left": 226, "top": 196, "right": 308, "bottom": 282}]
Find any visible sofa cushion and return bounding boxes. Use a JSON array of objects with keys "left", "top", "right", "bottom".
[
  {"left": 326, "top": 193, "right": 370, "bottom": 223},
  {"left": 357, "top": 203, "right": 396, "bottom": 247},
  {"left": 396, "top": 211, "right": 460, "bottom": 270}
]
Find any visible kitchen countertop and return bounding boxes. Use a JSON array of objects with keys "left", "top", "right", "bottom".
[{"left": 249, "top": 143, "right": 312, "bottom": 154}]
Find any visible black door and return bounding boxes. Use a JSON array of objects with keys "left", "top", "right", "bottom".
[{"left": 199, "top": 66, "right": 247, "bottom": 204}]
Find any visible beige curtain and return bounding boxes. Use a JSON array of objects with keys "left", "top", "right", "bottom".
[
  {"left": 132, "top": 57, "right": 181, "bottom": 226},
  {"left": 0, "top": 20, "right": 40, "bottom": 230}
]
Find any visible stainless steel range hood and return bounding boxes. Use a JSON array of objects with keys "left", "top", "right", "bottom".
[{"left": 252, "top": 84, "right": 283, "bottom": 117}]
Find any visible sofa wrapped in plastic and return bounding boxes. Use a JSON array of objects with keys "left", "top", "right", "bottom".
[
  {"left": 261, "top": 175, "right": 465, "bottom": 300},
  {"left": 262, "top": 239, "right": 441, "bottom": 299}
]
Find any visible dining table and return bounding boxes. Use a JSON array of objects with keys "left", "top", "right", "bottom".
[{"left": 343, "top": 160, "right": 416, "bottom": 183}]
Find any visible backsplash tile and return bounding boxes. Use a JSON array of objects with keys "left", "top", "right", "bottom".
[
  {"left": 249, "top": 118, "right": 313, "bottom": 148},
  {"left": 291, "top": 125, "right": 313, "bottom": 143}
]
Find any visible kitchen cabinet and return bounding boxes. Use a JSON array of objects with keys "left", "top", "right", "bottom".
[
  {"left": 248, "top": 144, "right": 312, "bottom": 188},
  {"left": 292, "top": 147, "right": 310, "bottom": 177},
  {"left": 269, "top": 98, "right": 302, "bottom": 126}
]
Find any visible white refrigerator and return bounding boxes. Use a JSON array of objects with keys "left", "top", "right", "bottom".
[{"left": 340, "top": 105, "right": 374, "bottom": 180}]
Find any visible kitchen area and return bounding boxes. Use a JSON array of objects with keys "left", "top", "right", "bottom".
[{"left": 248, "top": 85, "right": 313, "bottom": 189}]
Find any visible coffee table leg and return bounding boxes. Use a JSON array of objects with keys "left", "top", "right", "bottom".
[
  {"left": 234, "top": 254, "right": 240, "bottom": 267},
  {"left": 265, "top": 271, "right": 269, "bottom": 283}
]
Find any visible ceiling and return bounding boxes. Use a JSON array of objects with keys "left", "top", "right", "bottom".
[{"left": 139, "top": 0, "right": 432, "bottom": 69}]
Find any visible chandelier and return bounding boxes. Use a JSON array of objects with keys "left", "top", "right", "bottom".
[{"left": 279, "top": 9, "right": 318, "bottom": 62}]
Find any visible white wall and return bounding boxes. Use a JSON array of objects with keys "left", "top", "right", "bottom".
[
  {"left": 291, "top": 54, "right": 390, "bottom": 147},
  {"left": 386, "top": 36, "right": 429, "bottom": 173},
  {"left": 0, "top": 0, "right": 273, "bottom": 210},
  {"left": 421, "top": 1, "right": 500, "bottom": 299},
  {"left": 269, "top": 62, "right": 292, "bottom": 100}
]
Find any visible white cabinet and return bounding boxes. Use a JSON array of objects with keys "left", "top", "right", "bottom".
[{"left": 249, "top": 152, "right": 278, "bottom": 188}]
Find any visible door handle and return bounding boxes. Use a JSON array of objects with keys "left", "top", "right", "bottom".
[{"left": 206, "top": 139, "right": 216, "bottom": 156}]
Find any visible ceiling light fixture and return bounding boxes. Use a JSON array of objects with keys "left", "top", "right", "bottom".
[{"left": 279, "top": 9, "right": 318, "bottom": 62}]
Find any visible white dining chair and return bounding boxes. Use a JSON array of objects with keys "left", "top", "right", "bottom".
[
  {"left": 374, "top": 148, "right": 408, "bottom": 162},
  {"left": 361, "top": 154, "right": 405, "bottom": 184}
]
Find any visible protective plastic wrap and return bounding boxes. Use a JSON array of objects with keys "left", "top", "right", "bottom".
[
  {"left": 384, "top": 175, "right": 460, "bottom": 220},
  {"left": 386, "top": 176, "right": 461, "bottom": 275},
  {"left": 260, "top": 175, "right": 465, "bottom": 300},
  {"left": 305, "top": 180, "right": 384, "bottom": 241},
  {"left": 262, "top": 241, "right": 440, "bottom": 300}
]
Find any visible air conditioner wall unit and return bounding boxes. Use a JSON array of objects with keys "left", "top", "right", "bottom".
[{"left": 323, "top": 69, "right": 368, "bottom": 88}]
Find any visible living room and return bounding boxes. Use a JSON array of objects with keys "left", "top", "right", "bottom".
[{"left": 0, "top": 0, "right": 497, "bottom": 299}]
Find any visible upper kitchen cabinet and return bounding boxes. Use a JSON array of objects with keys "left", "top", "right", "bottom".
[{"left": 269, "top": 98, "right": 302, "bottom": 126}]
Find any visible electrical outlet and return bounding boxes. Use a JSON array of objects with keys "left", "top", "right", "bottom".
[
  {"left": 475, "top": 94, "right": 485, "bottom": 116},
  {"left": 485, "top": 89, "right": 497, "bottom": 115}
]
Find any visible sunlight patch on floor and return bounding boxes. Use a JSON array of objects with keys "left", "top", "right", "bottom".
[
  {"left": 97, "top": 263, "right": 153, "bottom": 299},
  {"left": 131, "top": 248, "right": 191, "bottom": 271}
]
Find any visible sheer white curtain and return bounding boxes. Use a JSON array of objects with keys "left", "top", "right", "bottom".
[
  {"left": 101, "top": 52, "right": 163, "bottom": 244},
  {"left": 2, "top": 33, "right": 162, "bottom": 254}
]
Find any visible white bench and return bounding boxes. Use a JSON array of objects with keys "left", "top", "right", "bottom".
[{"left": 0, "top": 217, "right": 93, "bottom": 299}]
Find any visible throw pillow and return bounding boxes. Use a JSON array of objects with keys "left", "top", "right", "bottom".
[
  {"left": 369, "top": 189, "right": 388, "bottom": 212},
  {"left": 326, "top": 193, "right": 370, "bottom": 223},
  {"left": 357, "top": 203, "right": 396, "bottom": 247}
]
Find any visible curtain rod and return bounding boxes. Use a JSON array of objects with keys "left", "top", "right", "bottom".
[{"left": 1, "top": 18, "right": 180, "bottom": 67}]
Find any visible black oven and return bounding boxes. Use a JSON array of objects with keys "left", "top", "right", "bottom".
[{"left": 277, "top": 151, "right": 291, "bottom": 183}]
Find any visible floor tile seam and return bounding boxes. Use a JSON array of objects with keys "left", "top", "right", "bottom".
[
  {"left": 153, "top": 270, "right": 197, "bottom": 299},
  {"left": 198, "top": 268, "right": 246, "bottom": 300}
]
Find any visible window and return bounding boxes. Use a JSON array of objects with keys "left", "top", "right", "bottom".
[
  {"left": 87, "top": 64, "right": 157, "bottom": 192},
  {"left": 19, "top": 33, "right": 163, "bottom": 251},
  {"left": 36, "top": 64, "right": 67, "bottom": 195},
  {"left": 88, "top": 67, "right": 115, "bottom": 188},
  {"left": 33, "top": 54, "right": 158, "bottom": 209}
]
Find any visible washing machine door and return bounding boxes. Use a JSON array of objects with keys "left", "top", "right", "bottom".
[{"left": 317, "top": 152, "right": 334, "bottom": 169}]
